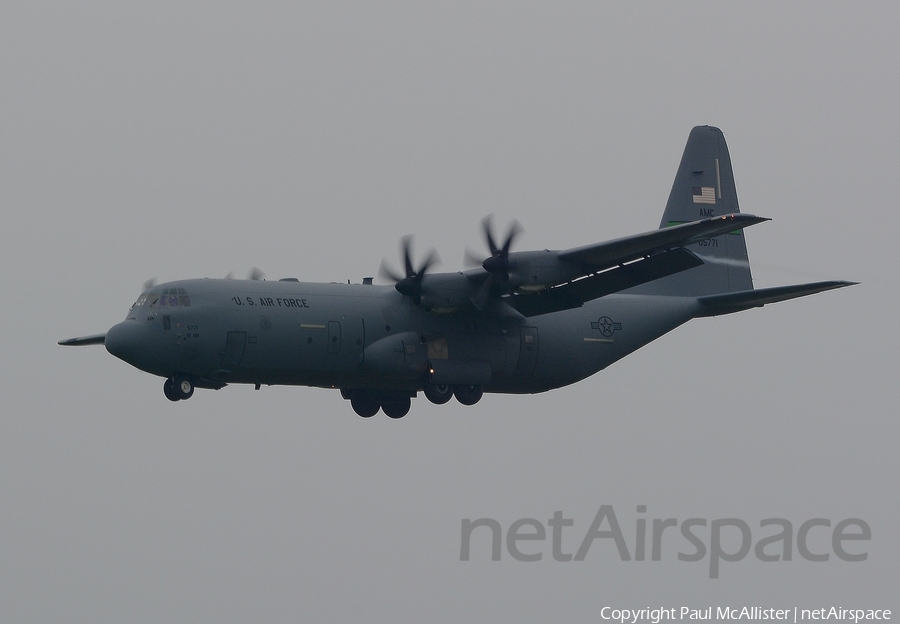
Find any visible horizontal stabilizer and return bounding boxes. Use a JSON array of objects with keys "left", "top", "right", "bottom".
[
  {"left": 559, "top": 213, "right": 768, "bottom": 271},
  {"left": 58, "top": 334, "right": 107, "bottom": 346},
  {"left": 696, "top": 281, "right": 857, "bottom": 317}
]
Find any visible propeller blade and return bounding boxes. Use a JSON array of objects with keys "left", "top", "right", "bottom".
[
  {"left": 418, "top": 248, "right": 440, "bottom": 276},
  {"left": 476, "top": 216, "right": 524, "bottom": 278},
  {"left": 501, "top": 219, "right": 523, "bottom": 255},
  {"left": 380, "top": 236, "right": 440, "bottom": 301},
  {"left": 470, "top": 275, "right": 495, "bottom": 310},
  {"left": 479, "top": 215, "right": 524, "bottom": 257},
  {"left": 248, "top": 267, "right": 265, "bottom": 281},
  {"left": 143, "top": 277, "right": 157, "bottom": 290},
  {"left": 379, "top": 260, "right": 405, "bottom": 283},
  {"left": 401, "top": 235, "right": 415, "bottom": 277},
  {"left": 464, "top": 247, "right": 484, "bottom": 268},
  {"left": 481, "top": 215, "right": 499, "bottom": 255}
]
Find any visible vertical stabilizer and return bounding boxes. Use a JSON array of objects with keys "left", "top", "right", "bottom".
[{"left": 632, "top": 126, "right": 753, "bottom": 296}]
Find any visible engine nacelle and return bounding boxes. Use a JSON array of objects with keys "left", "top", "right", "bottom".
[
  {"left": 505, "top": 251, "right": 584, "bottom": 292},
  {"left": 417, "top": 273, "right": 479, "bottom": 312}
]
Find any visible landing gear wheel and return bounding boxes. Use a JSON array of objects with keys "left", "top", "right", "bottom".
[
  {"left": 174, "top": 375, "right": 194, "bottom": 400},
  {"left": 423, "top": 382, "right": 453, "bottom": 405},
  {"left": 382, "top": 396, "right": 411, "bottom": 419},
  {"left": 351, "top": 394, "right": 380, "bottom": 418},
  {"left": 163, "top": 378, "right": 180, "bottom": 402},
  {"left": 454, "top": 384, "right": 483, "bottom": 406}
]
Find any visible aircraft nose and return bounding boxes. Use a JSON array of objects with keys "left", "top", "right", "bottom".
[{"left": 105, "top": 321, "right": 146, "bottom": 365}]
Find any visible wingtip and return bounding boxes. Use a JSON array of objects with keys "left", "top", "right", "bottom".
[
  {"left": 58, "top": 334, "right": 107, "bottom": 346},
  {"left": 730, "top": 213, "right": 770, "bottom": 224}
]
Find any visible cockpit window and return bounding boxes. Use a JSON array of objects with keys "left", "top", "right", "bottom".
[
  {"left": 127, "top": 292, "right": 156, "bottom": 319},
  {"left": 131, "top": 294, "right": 149, "bottom": 310},
  {"left": 158, "top": 288, "right": 191, "bottom": 307}
]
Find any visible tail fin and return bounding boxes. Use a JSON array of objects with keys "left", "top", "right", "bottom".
[{"left": 637, "top": 125, "right": 754, "bottom": 296}]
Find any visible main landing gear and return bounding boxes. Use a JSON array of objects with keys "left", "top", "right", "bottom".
[
  {"left": 423, "top": 381, "right": 483, "bottom": 406},
  {"left": 346, "top": 383, "right": 483, "bottom": 418},
  {"left": 350, "top": 393, "right": 380, "bottom": 418},
  {"left": 423, "top": 382, "right": 453, "bottom": 404},
  {"left": 348, "top": 390, "right": 412, "bottom": 419},
  {"left": 163, "top": 375, "right": 194, "bottom": 401},
  {"left": 452, "top": 384, "right": 483, "bottom": 406}
]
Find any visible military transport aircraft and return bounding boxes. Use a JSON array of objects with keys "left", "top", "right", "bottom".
[{"left": 59, "top": 126, "right": 854, "bottom": 418}]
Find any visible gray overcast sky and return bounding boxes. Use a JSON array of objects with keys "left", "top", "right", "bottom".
[{"left": 2, "top": 2, "right": 898, "bottom": 622}]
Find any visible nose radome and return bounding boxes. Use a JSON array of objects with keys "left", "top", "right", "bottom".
[{"left": 105, "top": 321, "right": 145, "bottom": 364}]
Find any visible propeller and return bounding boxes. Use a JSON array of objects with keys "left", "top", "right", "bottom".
[
  {"left": 466, "top": 216, "right": 523, "bottom": 283},
  {"left": 224, "top": 268, "right": 265, "bottom": 280},
  {"left": 143, "top": 277, "right": 157, "bottom": 291},
  {"left": 464, "top": 216, "right": 524, "bottom": 309},
  {"left": 380, "top": 235, "right": 440, "bottom": 303}
]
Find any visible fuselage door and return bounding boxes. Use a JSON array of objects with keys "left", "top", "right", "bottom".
[
  {"left": 328, "top": 321, "right": 341, "bottom": 354},
  {"left": 222, "top": 331, "right": 247, "bottom": 367},
  {"left": 514, "top": 326, "right": 539, "bottom": 377}
]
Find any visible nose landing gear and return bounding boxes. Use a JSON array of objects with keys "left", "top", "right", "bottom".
[{"left": 163, "top": 375, "right": 195, "bottom": 401}]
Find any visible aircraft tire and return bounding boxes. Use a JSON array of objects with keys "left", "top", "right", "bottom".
[
  {"left": 382, "top": 397, "right": 411, "bottom": 419},
  {"left": 174, "top": 375, "right": 194, "bottom": 400},
  {"left": 423, "top": 382, "right": 453, "bottom": 405},
  {"left": 351, "top": 394, "right": 380, "bottom": 418},
  {"left": 163, "top": 378, "right": 181, "bottom": 402},
  {"left": 454, "top": 384, "right": 483, "bottom": 406}
]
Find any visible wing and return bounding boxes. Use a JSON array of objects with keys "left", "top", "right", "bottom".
[
  {"left": 557, "top": 213, "right": 768, "bottom": 270},
  {"left": 411, "top": 214, "right": 768, "bottom": 315},
  {"left": 58, "top": 334, "right": 107, "bottom": 346},
  {"left": 504, "top": 214, "right": 768, "bottom": 317},
  {"left": 506, "top": 247, "right": 703, "bottom": 317}
]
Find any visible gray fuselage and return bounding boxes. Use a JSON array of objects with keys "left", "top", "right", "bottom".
[{"left": 104, "top": 278, "right": 701, "bottom": 395}]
